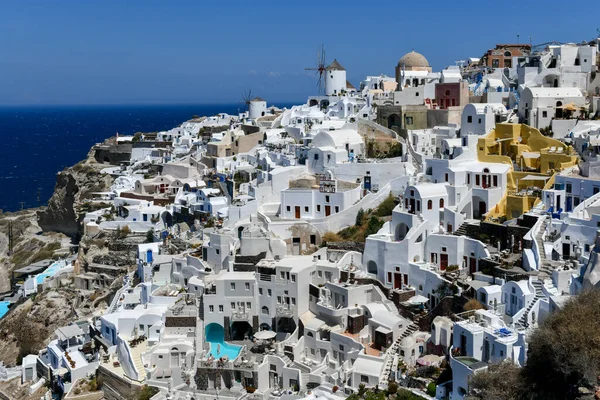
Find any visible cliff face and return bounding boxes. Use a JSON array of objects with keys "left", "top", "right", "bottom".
[{"left": 37, "top": 147, "right": 113, "bottom": 237}]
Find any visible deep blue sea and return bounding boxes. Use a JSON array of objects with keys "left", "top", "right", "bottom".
[{"left": 0, "top": 103, "right": 295, "bottom": 212}]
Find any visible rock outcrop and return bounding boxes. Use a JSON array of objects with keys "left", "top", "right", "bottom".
[{"left": 37, "top": 146, "right": 113, "bottom": 237}]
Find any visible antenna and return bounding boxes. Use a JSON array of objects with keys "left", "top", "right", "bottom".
[{"left": 305, "top": 45, "right": 327, "bottom": 95}]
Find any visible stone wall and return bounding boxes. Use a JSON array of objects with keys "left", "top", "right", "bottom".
[
  {"left": 97, "top": 365, "right": 142, "bottom": 400},
  {"left": 165, "top": 316, "right": 196, "bottom": 328}
]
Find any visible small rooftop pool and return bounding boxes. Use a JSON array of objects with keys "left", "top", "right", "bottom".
[
  {"left": 0, "top": 302, "right": 10, "bottom": 320},
  {"left": 205, "top": 323, "right": 242, "bottom": 360},
  {"left": 35, "top": 260, "right": 67, "bottom": 285}
]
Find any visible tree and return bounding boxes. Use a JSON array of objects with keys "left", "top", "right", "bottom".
[
  {"left": 463, "top": 298, "right": 484, "bottom": 311},
  {"left": 466, "top": 362, "right": 524, "bottom": 400},
  {"left": 365, "top": 216, "right": 384, "bottom": 237},
  {"left": 145, "top": 230, "right": 154, "bottom": 243},
  {"left": 522, "top": 288, "right": 600, "bottom": 398},
  {"left": 355, "top": 208, "right": 365, "bottom": 226}
]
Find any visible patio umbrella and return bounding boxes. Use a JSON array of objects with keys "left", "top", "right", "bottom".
[
  {"left": 406, "top": 295, "right": 429, "bottom": 305},
  {"left": 253, "top": 330, "right": 277, "bottom": 340},
  {"left": 416, "top": 354, "right": 443, "bottom": 367}
]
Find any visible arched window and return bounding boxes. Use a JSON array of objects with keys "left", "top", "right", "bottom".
[
  {"left": 261, "top": 306, "right": 269, "bottom": 315},
  {"left": 419, "top": 285, "right": 423, "bottom": 291},
  {"left": 427, "top": 200, "right": 433, "bottom": 210},
  {"left": 445, "top": 90, "right": 451, "bottom": 96},
  {"left": 504, "top": 51, "right": 512, "bottom": 57},
  {"left": 307, "top": 332, "right": 314, "bottom": 337},
  {"left": 439, "top": 199, "right": 444, "bottom": 208}
]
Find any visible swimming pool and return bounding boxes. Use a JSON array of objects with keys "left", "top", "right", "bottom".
[
  {"left": 0, "top": 302, "right": 10, "bottom": 320},
  {"left": 35, "top": 260, "right": 67, "bottom": 285},
  {"left": 205, "top": 323, "right": 242, "bottom": 359}
]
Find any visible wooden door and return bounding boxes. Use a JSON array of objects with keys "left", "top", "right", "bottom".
[
  {"left": 394, "top": 273, "right": 401, "bottom": 289},
  {"left": 469, "top": 257, "right": 477, "bottom": 274},
  {"left": 295, "top": 206, "right": 300, "bottom": 219},
  {"left": 440, "top": 254, "right": 448, "bottom": 270},
  {"left": 447, "top": 224, "right": 453, "bottom": 234},
  {"left": 325, "top": 205, "right": 331, "bottom": 216}
]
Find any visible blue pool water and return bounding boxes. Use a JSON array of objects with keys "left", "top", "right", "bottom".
[
  {"left": 0, "top": 302, "right": 10, "bottom": 319},
  {"left": 35, "top": 260, "right": 66, "bottom": 285},
  {"left": 206, "top": 323, "right": 242, "bottom": 359}
]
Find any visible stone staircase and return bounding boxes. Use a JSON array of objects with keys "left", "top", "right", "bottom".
[
  {"left": 518, "top": 280, "right": 544, "bottom": 328},
  {"left": 279, "top": 354, "right": 292, "bottom": 365},
  {"left": 535, "top": 219, "right": 555, "bottom": 276},
  {"left": 453, "top": 223, "right": 468, "bottom": 237},
  {"left": 380, "top": 322, "right": 419, "bottom": 381}
]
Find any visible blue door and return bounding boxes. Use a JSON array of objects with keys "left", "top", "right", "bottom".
[{"left": 566, "top": 196, "right": 572, "bottom": 212}]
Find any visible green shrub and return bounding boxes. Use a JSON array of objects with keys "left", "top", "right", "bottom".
[
  {"left": 375, "top": 194, "right": 397, "bottom": 217},
  {"left": 426, "top": 382, "right": 436, "bottom": 396}
]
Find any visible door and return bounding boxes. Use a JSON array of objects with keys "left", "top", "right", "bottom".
[
  {"left": 469, "top": 257, "right": 477, "bottom": 274},
  {"left": 394, "top": 273, "right": 402, "bottom": 289},
  {"left": 295, "top": 206, "right": 300, "bottom": 219},
  {"left": 409, "top": 198, "right": 415, "bottom": 214},
  {"left": 325, "top": 205, "right": 331, "bottom": 216},
  {"left": 440, "top": 254, "right": 448, "bottom": 270},
  {"left": 563, "top": 243, "right": 571, "bottom": 259},
  {"left": 447, "top": 224, "right": 453, "bottom": 233},
  {"left": 479, "top": 201, "right": 487, "bottom": 217}
]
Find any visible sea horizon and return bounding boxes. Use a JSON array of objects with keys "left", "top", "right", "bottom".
[{"left": 0, "top": 102, "right": 298, "bottom": 212}]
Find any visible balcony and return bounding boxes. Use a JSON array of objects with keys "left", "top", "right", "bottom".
[{"left": 276, "top": 306, "right": 295, "bottom": 317}]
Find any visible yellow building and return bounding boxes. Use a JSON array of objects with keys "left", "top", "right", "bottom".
[{"left": 477, "top": 123, "right": 578, "bottom": 220}]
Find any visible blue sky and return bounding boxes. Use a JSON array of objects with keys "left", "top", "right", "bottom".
[{"left": 0, "top": 1, "right": 598, "bottom": 105}]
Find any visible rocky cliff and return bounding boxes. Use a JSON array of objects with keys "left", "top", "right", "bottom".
[{"left": 37, "top": 145, "right": 113, "bottom": 237}]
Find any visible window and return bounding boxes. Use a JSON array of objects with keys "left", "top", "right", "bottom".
[
  {"left": 230, "top": 283, "right": 236, "bottom": 290},
  {"left": 405, "top": 116, "right": 413, "bottom": 125},
  {"left": 245, "top": 282, "right": 250, "bottom": 290},
  {"left": 542, "top": 111, "right": 547, "bottom": 118},
  {"left": 259, "top": 288, "right": 263, "bottom": 295},
  {"left": 335, "top": 206, "right": 339, "bottom": 213},
  {"left": 416, "top": 200, "right": 421, "bottom": 212},
  {"left": 280, "top": 271, "right": 285, "bottom": 279},
  {"left": 215, "top": 249, "right": 220, "bottom": 255},
  {"left": 476, "top": 175, "right": 480, "bottom": 186},
  {"left": 311, "top": 348, "right": 316, "bottom": 355},
  {"left": 325, "top": 195, "right": 330, "bottom": 203},
  {"left": 277, "top": 296, "right": 282, "bottom": 304},
  {"left": 314, "top": 153, "right": 319, "bottom": 160},
  {"left": 317, "top": 204, "right": 321, "bottom": 212},
  {"left": 595, "top": 187, "right": 600, "bottom": 195},
  {"left": 492, "top": 59, "right": 500, "bottom": 68},
  {"left": 566, "top": 183, "right": 572, "bottom": 193},
  {"left": 286, "top": 206, "right": 290, "bottom": 212},
  {"left": 262, "top": 306, "right": 269, "bottom": 315},
  {"left": 493, "top": 175, "right": 498, "bottom": 187},
  {"left": 268, "top": 289, "right": 272, "bottom": 296},
  {"left": 209, "top": 305, "right": 214, "bottom": 313},
  {"left": 467, "top": 116, "right": 472, "bottom": 123},
  {"left": 361, "top": 375, "right": 369, "bottom": 383},
  {"left": 310, "top": 235, "right": 316, "bottom": 245},
  {"left": 246, "top": 302, "right": 251, "bottom": 309},
  {"left": 291, "top": 275, "right": 296, "bottom": 283},
  {"left": 442, "top": 247, "right": 447, "bottom": 252},
  {"left": 565, "top": 235, "right": 570, "bottom": 240},
  {"left": 439, "top": 198, "right": 444, "bottom": 208},
  {"left": 231, "top": 302, "right": 236, "bottom": 310},
  {"left": 292, "top": 298, "right": 296, "bottom": 305},
  {"left": 427, "top": 200, "right": 433, "bottom": 210},
  {"left": 445, "top": 173, "right": 449, "bottom": 182},
  {"left": 219, "top": 305, "right": 223, "bottom": 312},
  {"left": 467, "top": 174, "right": 471, "bottom": 184},
  {"left": 304, "top": 206, "right": 309, "bottom": 212},
  {"left": 416, "top": 92, "right": 419, "bottom": 97},
  {"left": 340, "top": 344, "right": 345, "bottom": 351}
]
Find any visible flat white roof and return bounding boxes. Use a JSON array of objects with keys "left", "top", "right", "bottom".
[{"left": 353, "top": 356, "right": 384, "bottom": 376}]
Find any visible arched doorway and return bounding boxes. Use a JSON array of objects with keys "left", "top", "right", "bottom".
[
  {"left": 170, "top": 347, "right": 180, "bottom": 367},
  {"left": 395, "top": 223, "right": 409, "bottom": 241},
  {"left": 231, "top": 321, "right": 253, "bottom": 340},
  {"left": 276, "top": 317, "right": 296, "bottom": 338},
  {"left": 367, "top": 260, "right": 377, "bottom": 274},
  {"left": 387, "top": 114, "right": 401, "bottom": 130},
  {"left": 309, "top": 99, "right": 318, "bottom": 107},
  {"left": 556, "top": 101, "right": 563, "bottom": 119}
]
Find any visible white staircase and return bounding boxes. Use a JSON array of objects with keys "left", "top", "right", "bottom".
[{"left": 518, "top": 280, "right": 544, "bottom": 328}]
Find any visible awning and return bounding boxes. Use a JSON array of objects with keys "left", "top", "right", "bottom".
[
  {"left": 405, "top": 295, "right": 429, "bottom": 305},
  {"left": 253, "top": 330, "right": 276, "bottom": 340},
  {"left": 375, "top": 326, "right": 392, "bottom": 335},
  {"left": 521, "top": 175, "right": 550, "bottom": 181},
  {"left": 521, "top": 151, "right": 540, "bottom": 159},
  {"left": 467, "top": 280, "right": 490, "bottom": 290}
]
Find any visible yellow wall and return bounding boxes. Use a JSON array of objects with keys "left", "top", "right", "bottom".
[{"left": 477, "top": 124, "right": 578, "bottom": 220}]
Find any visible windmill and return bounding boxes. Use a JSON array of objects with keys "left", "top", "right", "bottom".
[
  {"left": 305, "top": 45, "right": 327, "bottom": 95},
  {"left": 241, "top": 89, "right": 253, "bottom": 112}
]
